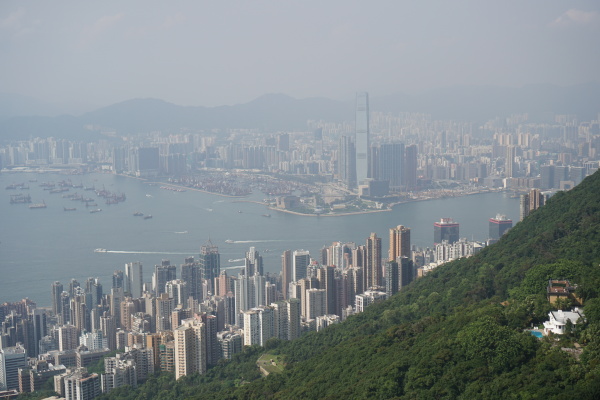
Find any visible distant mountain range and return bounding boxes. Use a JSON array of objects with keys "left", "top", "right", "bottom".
[{"left": 1, "top": 83, "right": 598, "bottom": 141}]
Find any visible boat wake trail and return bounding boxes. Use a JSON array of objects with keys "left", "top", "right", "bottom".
[
  {"left": 227, "top": 239, "right": 285, "bottom": 244},
  {"left": 100, "top": 250, "right": 194, "bottom": 255}
]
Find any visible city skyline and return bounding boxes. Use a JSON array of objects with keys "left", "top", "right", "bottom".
[{"left": 1, "top": 1, "right": 599, "bottom": 397}]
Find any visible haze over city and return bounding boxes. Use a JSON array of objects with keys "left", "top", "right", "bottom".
[
  {"left": 2, "top": 2, "right": 600, "bottom": 399},
  {"left": 1, "top": 1, "right": 599, "bottom": 112}
]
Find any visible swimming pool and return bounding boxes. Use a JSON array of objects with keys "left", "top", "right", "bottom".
[{"left": 529, "top": 330, "right": 543, "bottom": 338}]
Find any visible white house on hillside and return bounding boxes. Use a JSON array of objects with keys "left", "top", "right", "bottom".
[{"left": 543, "top": 308, "right": 585, "bottom": 335}]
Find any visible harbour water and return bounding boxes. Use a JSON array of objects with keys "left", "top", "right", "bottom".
[{"left": 0, "top": 172, "right": 519, "bottom": 306}]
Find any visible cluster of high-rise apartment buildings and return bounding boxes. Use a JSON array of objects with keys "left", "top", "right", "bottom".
[{"left": 1, "top": 215, "right": 521, "bottom": 399}]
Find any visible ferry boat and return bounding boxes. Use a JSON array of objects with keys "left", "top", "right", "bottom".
[
  {"left": 29, "top": 201, "right": 47, "bottom": 209},
  {"left": 225, "top": 239, "right": 234, "bottom": 244},
  {"left": 94, "top": 248, "right": 107, "bottom": 253}
]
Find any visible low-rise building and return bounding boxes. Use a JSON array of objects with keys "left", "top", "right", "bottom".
[
  {"left": 547, "top": 280, "right": 582, "bottom": 306},
  {"left": 543, "top": 308, "right": 585, "bottom": 335}
]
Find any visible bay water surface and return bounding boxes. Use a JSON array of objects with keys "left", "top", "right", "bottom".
[{"left": 0, "top": 172, "right": 519, "bottom": 306}]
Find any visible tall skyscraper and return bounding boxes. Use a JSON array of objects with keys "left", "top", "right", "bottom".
[
  {"left": 153, "top": 260, "right": 177, "bottom": 296},
  {"left": 434, "top": 218, "right": 459, "bottom": 245},
  {"left": 554, "top": 166, "right": 568, "bottom": 189},
  {"left": 216, "top": 271, "right": 230, "bottom": 298},
  {"left": 520, "top": 189, "right": 545, "bottom": 221},
  {"left": 272, "top": 302, "right": 289, "bottom": 340},
  {"left": 125, "top": 262, "right": 143, "bottom": 299},
  {"left": 292, "top": 250, "right": 310, "bottom": 282},
  {"left": 181, "top": 257, "right": 202, "bottom": 301},
  {"left": 112, "top": 270, "right": 124, "bottom": 289},
  {"left": 338, "top": 136, "right": 356, "bottom": 189},
  {"left": 85, "top": 277, "right": 102, "bottom": 307},
  {"left": 540, "top": 165, "right": 554, "bottom": 189},
  {"left": 305, "top": 289, "right": 326, "bottom": 320},
  {"left": 155, "top": 293, "right": 174, "bottom": 332},
  {"left": 100, "top": 312, "right": 117, "bottom": 351},
  {"left": 57, "top": 325, "right": 79, "bottom": 351},
  {"left": 365, "top": 233, "right": 382, "bottom": 289},
  {"left": 29, "top": 308, "right": 47, "bottom": 358},
  {"left": 233, "top": 272, "right": 268, "bottom": 326},
  {"left": 529, "top": 188, "right": 545, "bottom": 211},
  {"left": 201, "top": 314, "right": 219, "bottom": 367},
  {"left": 244, "top": 247, "right": 263, "bottom": 277},
  {"left": 385, "top": 261, "right": 398, "bottom": 298},
  {"left": 519, "top": 193, "right": 528, "bottom": 221},
  {"left": 199, "top": 240, "right": 220, "bottom": 294},
  {"left": 398, "top": 257, "right": 414, "bottom": 289},
  {"left": 317, "top": 266, "right": 337, "bottom": 316},
  {"left": 70, "top": 292, "right": 88, "bottom": 334},
  {"left": 375, "top": 143, "right": 405, "bottom": 188},
  {"left": 165, "top": 279, "right": 188, "bottom": 307},
  {"left": 134, "top": 147, "right": 160, "bottom": 177},
  {"left": 243, "top": 309, "right": 261, "bottom": 346},
  {"left": 243, "top": 307, "right": 274, "bottom": 346},
  {"left": 355, "top": 92, "right": 370, "bottom": 185},
  {"left": 68, "top": 279, "right": 80, "bottom": 298},
  {"left": 109, "top": 287, "right": 123, "bottom": 328},
  {"left": 389, "top": 225, "right": 411, "bottom": 261},
  {"left": 257, "top": 307, "right": 274, "bottom": 346},
  {"left": 281, "top": 250, "right": 292, "bottom": 300},
  {"left": 287, "top": 298, "right": 301, "bottom": 340},
  {"left": 505, "top": 145, "right": 516, "bottom": 178},
  {"left": 51, "top": 281, "right": 63, "bottom": 316},
  {"left": 404, "top": 145, "right": 418, "bottom": 190},
  {"left": 174, "top": 318, "right": 206, "bottom": 379},
  {"left": 489, "top": 214, "right": 513, "bottom": 240}
]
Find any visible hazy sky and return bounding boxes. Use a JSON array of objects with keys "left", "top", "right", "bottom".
[{"left": 1, "top": 1, "right": 599, "bottom": 110}]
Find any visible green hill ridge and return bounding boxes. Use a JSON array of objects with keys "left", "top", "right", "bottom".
[{"left": 97, "top": 171, "right": 600, "bottom": 400}]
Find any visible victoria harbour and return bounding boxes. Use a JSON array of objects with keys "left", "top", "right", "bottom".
[{"left": 0, "top": 171, "right": 519, "bottom": 306}]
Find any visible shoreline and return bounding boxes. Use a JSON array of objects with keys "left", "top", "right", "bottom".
[
  {"left": 6, "top": 169, "right": 508, "bottom": 216},
  {"left": 270, "top": 206, "right": 391, "bottom": 217},
  {"left": 147, "top": 181, "right": 248, "bottom": 199},
  {"left": 232, "top": 199, "right": 392, "bottom": 217}
]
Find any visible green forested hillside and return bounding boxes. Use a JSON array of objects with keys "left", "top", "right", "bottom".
[{"left": 100, "top": 171, "right": 600, "bottom": 400}]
